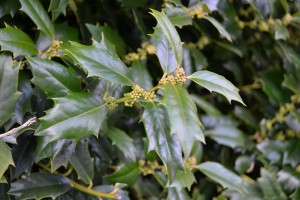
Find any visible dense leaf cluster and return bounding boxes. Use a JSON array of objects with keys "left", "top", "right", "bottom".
[{"left": 0, "top": 0, "right": 300, "bottom": 199}]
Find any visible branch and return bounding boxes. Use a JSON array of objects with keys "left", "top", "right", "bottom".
[{"left": 0, "top": 117, "right": 37, "bottom": 139}]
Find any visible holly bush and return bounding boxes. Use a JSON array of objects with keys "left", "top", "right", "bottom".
[{"left": 0, "top": 0, "right": 300, "bottom": 199}]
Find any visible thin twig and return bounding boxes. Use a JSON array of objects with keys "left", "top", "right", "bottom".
[{"left": 0, "top": 117, "right": 37, "bottom": 139}]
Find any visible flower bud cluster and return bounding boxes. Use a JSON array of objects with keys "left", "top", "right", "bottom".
[
  {"left": 138, "top": 160, "right": 159, "bottom": 176},
  {"left": 124, "top": 85, "right": 156, "bottom": 107},
  {"left": 104, "top": 96, "right": 117, "bottom": 110},
  {"left": 188, "top": 36, "right": 210, "bottom": 49},
  {"left": 159, "top": 68, "right": 186, "bottom": 85},
  {"left": 123, "top": 41, "right": 156, "bottom": 64},
  {"left": 188, "top": 6, "right": 206, "bottom": 19},
  {"left": 184, "top": 156, "right": 197, "bottom": 171},
  {"left": 44, "top": 40, "right": 62, "bottom": 59}
]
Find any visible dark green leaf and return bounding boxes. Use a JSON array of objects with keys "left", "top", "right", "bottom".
[
  {"left": 0, "top": 0, "right": 20, "bottom": 18},
  {"left": 35, "top": 92, "right": 107, "bottom": 141},
  {"left": 190, "top": 47, "right": 208, "bottom": 70},
  {"left": 196, "top": 162, "right": 247, "bottom": 195},
  {"left": 11, "top": 138, "right": 35, "bottom": 179},
  {"left": 234, "top": 155, "right": 252, "bottom": 174},
  {"left": 206, "top": 126, "right": 245, "bottom": 148},
  {"left": 162, "top": 84, "right": 205, "bottom": 157},
  {"left": 190, "top": 94, "right": 221, "bottom": 117},
  {"left": 274, "top": 21, "right": 289, "bottom": 40},
  {"left": 105, "top": 162, "right": 139, "bottom": 187},
  {"left": 8, "top": 172, "right": 71, "bottom": 199},
  {"left": 283, "top": 69, "right": 300, "bottom": 94},
  {"left": 277, "top": 43, "right": 300, "bottom": 68},
  {"left": 150, "top": 24, "right": 178, "bottom": 73},
  {"left": 150, "top": 9, "right": 183, "bottom": 66},
  {"left": 130, "top": 60, "right": 153, "bottom": 90},
  {"left": 70, "top": 140, "right": 94, "bottom": 184},
  {"left": 167, "top": 188, "right": 192, "bottom": 200},
  {"left": 284, "top": 139, "right": 300, "bottom": 167},
  {"left": 27, "top": 57, "right": 81, "bottom": 97},
  {"left": 141, "top": 102, "right": 184, "bottom": 182},
  {"left": 51, "top": 139, "right": 76, "bottom": 172},
  {"left": 0, "top": 140, "right": 14, "bottom": 179},
  {"left": 0, "top": 54, "right": 21, "bottom": 126},
  {"left": 204, "top": 16, "right": 232, "bottom": 42},
  {"left": 64, "top": 40, "right": 133, "bottom": 86},
  {"left": 20, "top": 0, "right": 55, "bottom": 37},
  {"left": 168, "top": 170, "right": 195, "bottom": 190},
  {"left": 214, "top": 40, "right": 242, "bottom": 57},
  {"left": 234, "top": 106, "right": 259, "bottom": 129},
  {"left": 189, "top": 70, "right": 244, "bottom": 105},
  {"left": 48, "top": 0, "right": 68, "bottom": 21},
  {"left": 165, "top": 5, "right": 192, "bottom": 28},
  {"left": 106, "top": 126, "right": 136, "bottom": 160},
  {"left": 86, "top": 23, "right": 126, "bottom": 56},
  {"left": 258, "top": 168, "right": 287, "bottom": 200},
  {"left": 278, "top": 166, "right": 300, "bottom": 192},
  {"left": 0, "top": 25, "right": 38, "bottom": 57},
  {"left": 119, "top": 0, "right": 148, "bottom": 9}
]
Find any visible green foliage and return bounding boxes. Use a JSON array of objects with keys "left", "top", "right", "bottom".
[{"left": 0, "top": 0, "right": 300, "bottom": 199}]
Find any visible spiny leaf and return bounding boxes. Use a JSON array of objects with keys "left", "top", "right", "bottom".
[
  {"left": 141, "top": 102, "right": 184, "bottom": 182},
  {"left": 35, "top": 92, "right": 107, "bottom": 142},
  {"left": 0, "top": 54, "right": 21, "bottom": 126},
  {"left": 27, "top": 57, "right": 81, "bottom": 97},
  {"left": 64, "top": 40, "right": 133, "bottom": 86},
  {"left": 162, "top": 84, "right": 205, "bottom": 157},
  {"left": 106, "top": 126, "right": 136, "bottom": 160},
  {"left": 150, "top": 24, "right": 178, "bottom": 73},
  {"left": 8, "top": 172, "right": 71, "bottom": 199},
  {"left": 20, "top": 0, "right": 55, "bottom": 37},
  {"left": 189, "top": 70, "right": 245, "bottom": 105},
  {"left": 204, "top": 16, "right": 232, "bottom": 42},
  {"left": 0, "top": 25, "right": 38, "bottom": 57},
  {"left": 0, "top": 140, "right": 15, "bottom": 179},
  {"left": 196, "top": 162, "right": 248, "bottom": 195},
  {"left": 70, "top": 140, "right": 94, "bottom": 184},
  {"left": 48, "top": 0, "right": 68, "bottom": 21},
  {"left": 150, "top": 9, "right": 183, "bottom": 66}
]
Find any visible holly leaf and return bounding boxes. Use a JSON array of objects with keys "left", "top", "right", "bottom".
[
  {"left": 27, "top": 57, "right": 81, "bottom": 97},
  {"left": 150, "top": 9, "right": 183, "bottom": 66},
  {"left": 64, "top": 40, "right": 133, "bottom": 86},
  {"left": 0, "top": 25, "right": 38, "bottom": 57},
  {"left": 48, "top": 0, "right": 68, "bottom": 21},
  {"left": 8, "top": 172, "right": 71, "bottom": 199},
  {"left": 141, "top": 102, "right": 184, "bottom": 182},
  {"left": 189, "top": 70, "right": 244, "bottom": 105},
  {"left": 204, "top": 16, "right": 232, "bottom": 42},
  {"left": 130, "top": 60, "right": 153, "bottom": 90},
  {"left": 150, "top": 24, "right": 178, "bottom": 73},
  {"left": 162, "top": 84, "right": 205, "bottom": 157},
  {"left": 35, "top": 92, "right": 107, "bottom": 141},
  {"left": 105, "top": 162, "right": 139, "bottom": 187},
  {"left": 0, "top": 54, "right": 21, "bottom": 126},
  {"left": 106, "top": 126, "right": 136, "bottom": 160},
  {"left": 70, "top": 140, "right": 94, "bottom": 184},
  {"left": 20, "top": 0, "right": 55, "bottom": 37},
  {"left": 0, "top": 141, "right": 15, "bottom": 179},
  {"left": 165, "top": 5, "right": 192, "bottom": 28},
  {"left": 196, "top": 162, "right": 247, "bottom": 195}
]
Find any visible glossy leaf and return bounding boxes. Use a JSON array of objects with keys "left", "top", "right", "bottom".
[
  {"left": 35, "top": 92, "right": 107, "bottom": 141},
  {"left": 190, "top": 94, "right": 221, "bottom": 117},
  {"left": 64, "top": 40, "right": 133, "bottom": 86},
  {"left": 168, "top": 170, "right": 196, "bottom": 190},
  {"left": 0, "top": 54, "right": 21, "bottom": 126},
  {"left": 150, "top": 9, "right": 183, "bottom": 66},
  {"left": 234, "top": 106, "right": 258, "bottom": 129},
  {"left": 70, "top": 140, "right": 94, "bottom": 184},
  {"left": 0, "top": 25, "right": 38, "bottom": 57},
  {"left": 48, "top": 0, "right": 68, "bottom": 21},
  {"left": 51, "top": 139, "right": 76, "bottom": 172},
  {"left": 162, "top": 84, "right": 205, "bottom": 157},
  {"left": 257, "top": 139, "right": 284, "bottom": 165},
  {"left": 0, "top": 0, "right": 20, "bottom": 18},
  {"left": 150, "top": 24, "right": 178, "bottom": 73},
  {"left": 20, "top": 0, "right": 55, "bottom": 37},
  {"left": 189, "top": 70, "right": 244, "bottom": 105},
  {"left": 196, "top": 162, "right": 247, "bottom": 195},
  {"left": 86, "top": 23, "right": 126, "bottom": 56},
  {"left": 0, "top": 141, "right": 14, "bottom": 179},
  {"left": 27, "top": 57, "right": 81, "bottom": 97},
  {"left": 106, "top": 126, "right": 136, "bottom": 160},
  {"left": 278, "top": 166, "right": 300, "bottom": 192},
  {"left": 130, "top": 60, "right": 153, "bottom": 90},
  {"left": 141, "top": 102, "right": 184, "bottom": 182},
  {"left": 214, "top": 40, "right": 242, "bottom": 57},
  {"left": 258, "top": 168, "right": 287, "bottom": 200},
  {"left": 105, "top": 162, "right": 139, "bottom": 187},
  {"left": 206, "top": 126, "right": 245, "bottom": 148},
  {"left": 165, "top": 5, "right": 192, "bottom": 28},
  {"left": 204, "top": 16, "right": 232, "bottom": 42},
  {"left": 8, "top": 172, "right": 71, "bottom": 199},
  {"left": 167, "top": 188, "right": 192, "bottom": 200},
  {"left": 277, "top": 43, "right": 300, "bottom": 68},
  {"left": 190, "top": 47, "right": 208, "bottom": 70}
]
